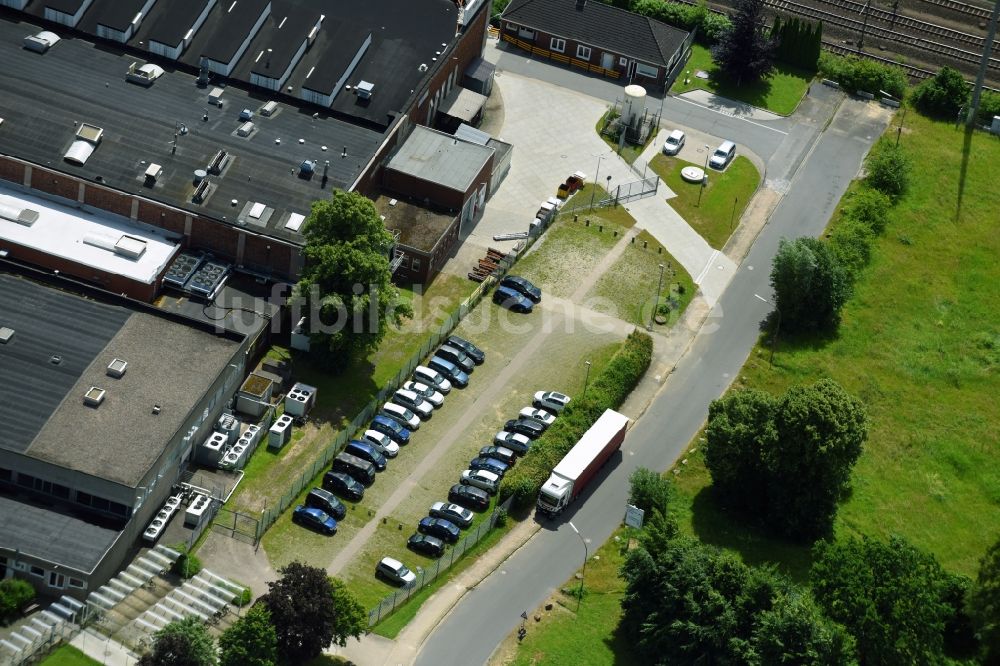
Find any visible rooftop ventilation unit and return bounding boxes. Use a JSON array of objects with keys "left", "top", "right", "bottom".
[
  {"left": 106, "top": 358, "right": 128, "bottom": 378},
  {"left": 0, "top": 203, "right": 39, "bottom": 227},
  {"left": 84, "top": 386, "right": 107, "bottom": 407},
  {"left": 356, "top": 80, "right": 374, "bottom": 99},
  {"left": 0, "top": 327, "right": 13, "bottom": 344}
]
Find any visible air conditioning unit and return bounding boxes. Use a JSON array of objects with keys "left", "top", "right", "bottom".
[
  {"left": 268, "top": 414, "right": 294, "bottom": 450},
  {"left": 184, "top": 493, "right": 211, "bottom": 528},
  {"left": 284, "top": 382, "right": 317, "bottom": 417},
  {"left": 198, "top": 431, "right": 228, "bottom": 465}
]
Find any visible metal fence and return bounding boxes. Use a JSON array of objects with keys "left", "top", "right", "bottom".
[{"left": 367, "top": 496, "right": 513, "bottom": 626}]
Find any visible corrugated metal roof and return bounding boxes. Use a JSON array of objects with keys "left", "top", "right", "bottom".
[{"left": 454, "top": 123, "right": 491, "bottom": 146}]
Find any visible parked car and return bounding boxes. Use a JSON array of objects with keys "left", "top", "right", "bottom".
[
  {"left": 362, "top": 429, "right": 400, "bottom": 458},
  {"left": 445, "top": 335, "right": 485, "bottom": 365},
  {"left": 331, "top": 452, "right": 376, "bottom": 486},
  {"left": 519, "top": 407, "right": 556, "bottom": 428},
  {"left": 305, "top": 487, "right": 346, "bottom": 520},
  {"left": 494, "top": 430, "right": 531, "bottom": 454},
  {"left": 435, "top": 344, "right": 475, "bottom": 374},
  {"left": 500, "top": 275, "right": 542, "bottom": 303},
  {"left": 402, "top": 381, "right": 444, "bottom": 408},
  {"left": 478, "top": 445, "right": 517, "bottom": 465},
  {"left": 376, "top": 557, "right": 416, "bottom": 586},
  {"left": 392, "top": 389, "right": 433, "bottom": 420},
  {"left": 469, "top": 456, "right": 510, "bottom": 477},
  {"left": 492, "top": 285, "right": 533, "bottom": 313},
  {"left": 662, "top": 129, "right": 686, "bottom": 155},
  {"left": 709, "top": 140, "right": 737, "bottom": 170},
  {"left": 449, "top": 483, "right": 490, "bottom": 511},
  {"left": 429, "top": 501, "right": 474, "bottom": 528},
  {"left": 322, "top": 471, "right": 364, "bottom": 501},
  {"left": 407, "top": 533, "right": 445, "bottom": 558},
  {"left": 428, "top": 356, "right": 470, "bottom": 388},
  {"left": 345, "top": 440, "right": 387, "bottom": 472},
  {"left": 504, "top": 418, "right": 546, "bottom": 440},
  {"left": 461, "top": 469, "right": 500, "bottom": 495},
  {"left": 533, "top": 391, "right": 571, "bottom": 413},
  {"left": 292, "top": 505, "right": 337, "bottom": 534},
  {"left": 370, "top": 414, "right": 411, "bottom": 445},
  {"left": 418, "top": 516, "right": 461, "bottom": 544},
  {"left": 381, "top": 402, "right": 421, "bottom": 430},
  {"left": 413, "top": 365, "right": 452, "bottom": 394}
]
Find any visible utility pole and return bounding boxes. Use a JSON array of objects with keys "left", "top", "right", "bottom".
[
  {"left": 968, "top": 0, "right": 1000, "bottom": 127},
  {"left": 859, "top": 0, "right": 871, "bottom": 50}
]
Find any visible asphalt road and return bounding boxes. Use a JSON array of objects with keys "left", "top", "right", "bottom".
[{"left": 415, "top": 75, "right": 891, "bottom": 665}]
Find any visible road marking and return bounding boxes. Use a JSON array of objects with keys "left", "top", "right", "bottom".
[
  {"left": 694, "top": 250, "right": 720, "bottom": 284},
  {"left": 674, "top": 96, "right": 789, "bottom": 135}
]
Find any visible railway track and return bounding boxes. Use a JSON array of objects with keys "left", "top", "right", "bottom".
[
  {"left": 822, "top": 41, "right": 934, "bottom": 78},
  {"left": 767, "top": 0, "right": 1000, "bottom": 70},
  {"left": 915, "top": 0, "right": 994, "bottom": 20}
]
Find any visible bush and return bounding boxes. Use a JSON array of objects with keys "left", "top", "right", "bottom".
[
  {"left": 829, "top": 216, "right": 876, "bottom": 273},
  {"left": 628, "top": 468, "right": 672, "bottom": 516},
  {"left": 865, "top": 139, "right": 911, "bottom": 198},
  {"left": 843, "top": 187, "right": 892, "bottom": 234},
  {"left": 232, "top": 587, "right": 253, "bottom": 607},
  {"left": 172, "top": 548, "right": 203, "bottom": 579},
  {"left": 499, "top": 330, "right": 653, "bottom": 510},
  {"left": 911, "top": 66, "right": 969, "bottom": 119},
  {"left": 631, "top": 0, "right": 730, "bottom": 45},
  {"left": 819, "top": 52, "right": 907, "bottom": 99},
  {"left": 975, "top": 89, "right": 1000, "bottom": 125},
  {"left": 0, "top": 579, "right": 36, "bottom": 625}
]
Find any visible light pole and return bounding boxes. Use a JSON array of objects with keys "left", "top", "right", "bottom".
[
  {"left": 730, "top": 196, "right": 739, "bottom": 231},
  {"left": 859, "top": 0, "right": 872, "bottom": 50},
  {"left": 697, "top": 144, "right": 710, "bottom": 207},
  {"left": 569, "top": 521, "right": 589, "bottom": 613},
  {"left": 583, "top": 360, "right": 592, "bottom": 397},
  {"left": 754, "top": 294, "right": 782, "bottom": 366},
  {"left": 606, "top": 174, "right": 613, "bottom": 204},
  {"left": 648, "top": 262, "right": 665, "bottom": 330},
  {"left": 589, "top": 154, "right": 607, "bottom": 211}
]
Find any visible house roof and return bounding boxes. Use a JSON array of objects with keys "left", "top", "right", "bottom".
[{"left": 502, "top": 0, "right": 690, "bottom": 68}]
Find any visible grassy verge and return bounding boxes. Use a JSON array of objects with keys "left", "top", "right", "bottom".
[
  {"left": 561, "top": 183, "right": 638, "bottom": 229},
  {"left": 596, "top": 112, "right": 658, "bottom": 165},
  {"left": 227, "top": 273, "right": 472, "bottom": 515},
  {"left": 496, "top": 528, "right": 638, "bottom": 666},
  {"left": 587, "top": 230, "right": 695, "bottom": 327},
  {"left": 670, "top": 112, "right": 1000, "bottom": 577},
  {"left": 649, "top": 154, "right": 760, "bottom": 250},
  {"left": 670, "top": 44, "right": 813, "bottom": 116},
  {"left": 40, "top": 646, "right": 99, "bottom": 666}
]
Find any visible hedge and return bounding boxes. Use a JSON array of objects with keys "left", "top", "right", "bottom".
[
  {"left": 0, "top": 579, "right": 35, "bottom": 625},
  {"left": 818, "top": 52, "right": 907, "bottom": 99},
  {"left": 499, "top": 329, "right": 654, "bottom": 511}
]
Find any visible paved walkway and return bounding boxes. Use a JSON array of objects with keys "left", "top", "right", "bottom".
[{"left": 678, "top": 89, "right": 785, "bottom": 121}]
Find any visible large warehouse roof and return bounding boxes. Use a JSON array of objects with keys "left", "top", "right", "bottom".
[{"left": 0, "top": 273, "right": 242, "bottom": 488}]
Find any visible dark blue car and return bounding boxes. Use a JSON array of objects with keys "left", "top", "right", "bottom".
[
  {"left": 370, "top": 414, "right": 411, "bottom": 445},
  {"left": 292, "top": 505, "right": 337, "bottom": 534},
  {"left": 428, "top": 356, "right": 470, "bottom": 388},
  {"left": 469, "top": 456, "right": 510, "bottom": 477}
]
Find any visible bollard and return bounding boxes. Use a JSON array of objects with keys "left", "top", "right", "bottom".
[
  {"left": 658, "top": 247, "right": 662, "bottom": 254},
  {"left": 631, "top": 236, "right": 635, "bottom": 244},
  {"left": 643, "top": 241, "right": 648, "bottom": 249},
  {"left": 613, "top": 230, "right": 618, "bottom": 237},
  {"left": 598, "top": 225, "right": 603, "bottom": 232},
  {"left": 585, "top": 219, "right": 590, "bottom": 226},
  {"left": 574, "top": 214, "right": 578, "bottom": 222}
]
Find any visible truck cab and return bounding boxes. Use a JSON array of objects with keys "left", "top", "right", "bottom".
[{"left": 537, "top": 475, "right": 572, "bottom": 514}]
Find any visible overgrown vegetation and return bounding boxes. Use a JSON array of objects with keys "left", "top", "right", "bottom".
[
  {"left": 630, "top": 0, "right": 731, "bottom": 45},
  {"left": 499, "top": 330, "right": 653, "bottom": 510},
  {"left": 910, "top": 66, "right": 969, "bottom": 119},
  {"left": 171, "top": 545, "right": 203, "bottom": 580},
  {"left": 0, "top": 578, "right": 35, "bottom": 625},
  {"left": 864, "top": 138, "right": 911, "bottom": 199},
  {"left": 818, "top": 52, "right": 907, "bottom": 99}
]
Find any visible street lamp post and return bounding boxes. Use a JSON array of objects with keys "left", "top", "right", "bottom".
[
  {"left": 583, "top": 360, "right": 592, "bottom": 398},
  {"left": 754, "top": 294, "right": 782, "bottom": 366},
  {"left": 697, "top": 144, "right": 710, "bottom": 206},
  {"left": 648, "top": 263, "right": 665, "bottom": 330},
  {"left": 606, "top": 175, "right": 613, "bottom": 205},
  {"left": 589, "top": 154, "right": 607, "bottom": 211},
  {"left": 569, "top": 521, "right": 589, "bottom": 613}
]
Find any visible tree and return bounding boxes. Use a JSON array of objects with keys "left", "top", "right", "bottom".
[
  {"left": 260, "top": 562, "right": 364, "bottom": 663},
  {"left": 0, "top": 579, "right": 35, "bottom": 625},
  {"left": 628, "top": 467, "right": 672, "bottom": 516},
  {"left": 811, "top": 536, "right": 959, "bottom": 666},
  {"left": 705, "top": 380, "right": 866, "bottom": 540},
  {"left": 138, "top": 617, "right": 216, "bottom": 666},
  {"left": 328, "top": 577, "right": 367, "bottom": 647},
  {"left": 765, "top": 379, "right": 867, "bottom": 539},
  {"left": 864, "top": 139, "right": 911, "bottom": 199},
  {"left": 711, "top": 0, "right": 775, "bottom": 84},
  {"left": 911, "top": 66, "right": 969, "bottom": 119},
  {"left": 219, "top": 604, "right": 278, "bottom": 666},
  {"left": 969, "top": 536, "right": 1000, "bottom": 664},
  {"left": 296, "top": 191, "right": 412, "bottom": 372},
  {"left": 770, "top": 236, "right": 852, "bottom": 333},
  {"left": 752, "top": 590, "right": 858, "bottom": 665}
]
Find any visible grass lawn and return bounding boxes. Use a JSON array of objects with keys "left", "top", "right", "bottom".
[
  {"left": 670, "top": 44, "right": 813, "bottom": 116},
  {"left": 670, "top": 113, "right": 1000, "bottom": 577},
  {"left": 227, "top": 273, "right": 473, "bottom": 515},
  {"left": 650, "top": 154, "right": 760, "bottom": 250},
  {"left": 561, "top": 183, "right": 639, "bottom": 229},
  {"left": 586, "top": 230, "right": 696, "bottom": 327},
  {"left": 595, "top": 112, "right": 658, "bottom": 165},
  {"left": 497, "top": 527, "right": 638, "bottom": 666},
  {"left": 40, "top": 646, "right": 99, "bottom": 666}
]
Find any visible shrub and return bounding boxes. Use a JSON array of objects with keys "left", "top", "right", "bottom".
[
  {"left": 499, "top": 330, "right": 653, "bottom": 510},
  {"left": 829, "top": 216, "right": 876, "bottom": 273},
  {"left": 172, "top": 549, "right": 203, "bottom": 579},
  {"left": 819, "top": 52, "right": 907, "bottom": 99},
  {"left": 232, "top": 587, "right": 253, "bottom": 607},
  {"left": 631, "top": 0, "right": 730, "bottom": 45},
  {"left": 975, "top": 90, "right": 1000, "bottom": 125},
  {"left": 628, "top": 468, "right": 672, "bottom": 516},
  {"left": 865, "top": 139, "right": 911, "bottom": 198},
  {"left": 0, "top": 579, "right": 36, "bottom": 625},
  {"left": 911, "top": 66, "right": 969, "bottom": 119},
  {"left": 843, "top": 187, "right": 892, "bottom": 234}
]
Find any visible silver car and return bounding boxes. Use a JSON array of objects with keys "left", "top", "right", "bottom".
[
  {"left": 402, "top": 380, "right": 444, "bottom": 408},
  {"left": 393, "top": 389, "right": 433, "bottom": 419},
  {"left": 662, "top": 129, "right": 685, "bottom": 155},
  {"left": 460, "top": 469, "right": 500, "bottom": 495}
]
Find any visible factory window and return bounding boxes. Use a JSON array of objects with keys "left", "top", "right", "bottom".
[
  {"left": 52, "top": 483, "right": 70, "bottom": 499},
  {"left": 76, "top": 491, "right": 93, "bottom": 506},
  {"left": 550, "top": 38, "right": 565, "bottom": 53},
  {"left": 69, "top": 578, "right": 85, "bottom": 589},
  {"left": 0, "top": 468, "right": 11, "bottom": 482},
  {"left": 91, "top": 496, "right": 110, "bottom": 512},
  {"left": 576, "top": 45, "right": 591, "bottom": 61},
  {"left": 16, "top": 473, "right": 34, "bottom": 489},
  {"left": 411, "top": 258, "right": 422, "bottom": 272},
  {"left": 109, "top": 501, "right": 129, "bottom": 518},
  {"left": 30, "top": 566, "right": 45, "bottom": 577},
  {"left": 636, "top": 62, "right": 658, "bottom": 78}
]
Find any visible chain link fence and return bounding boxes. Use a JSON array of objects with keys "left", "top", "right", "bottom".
[{"left": 367, "top": 496, "right": 513, "bottom": 626}]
